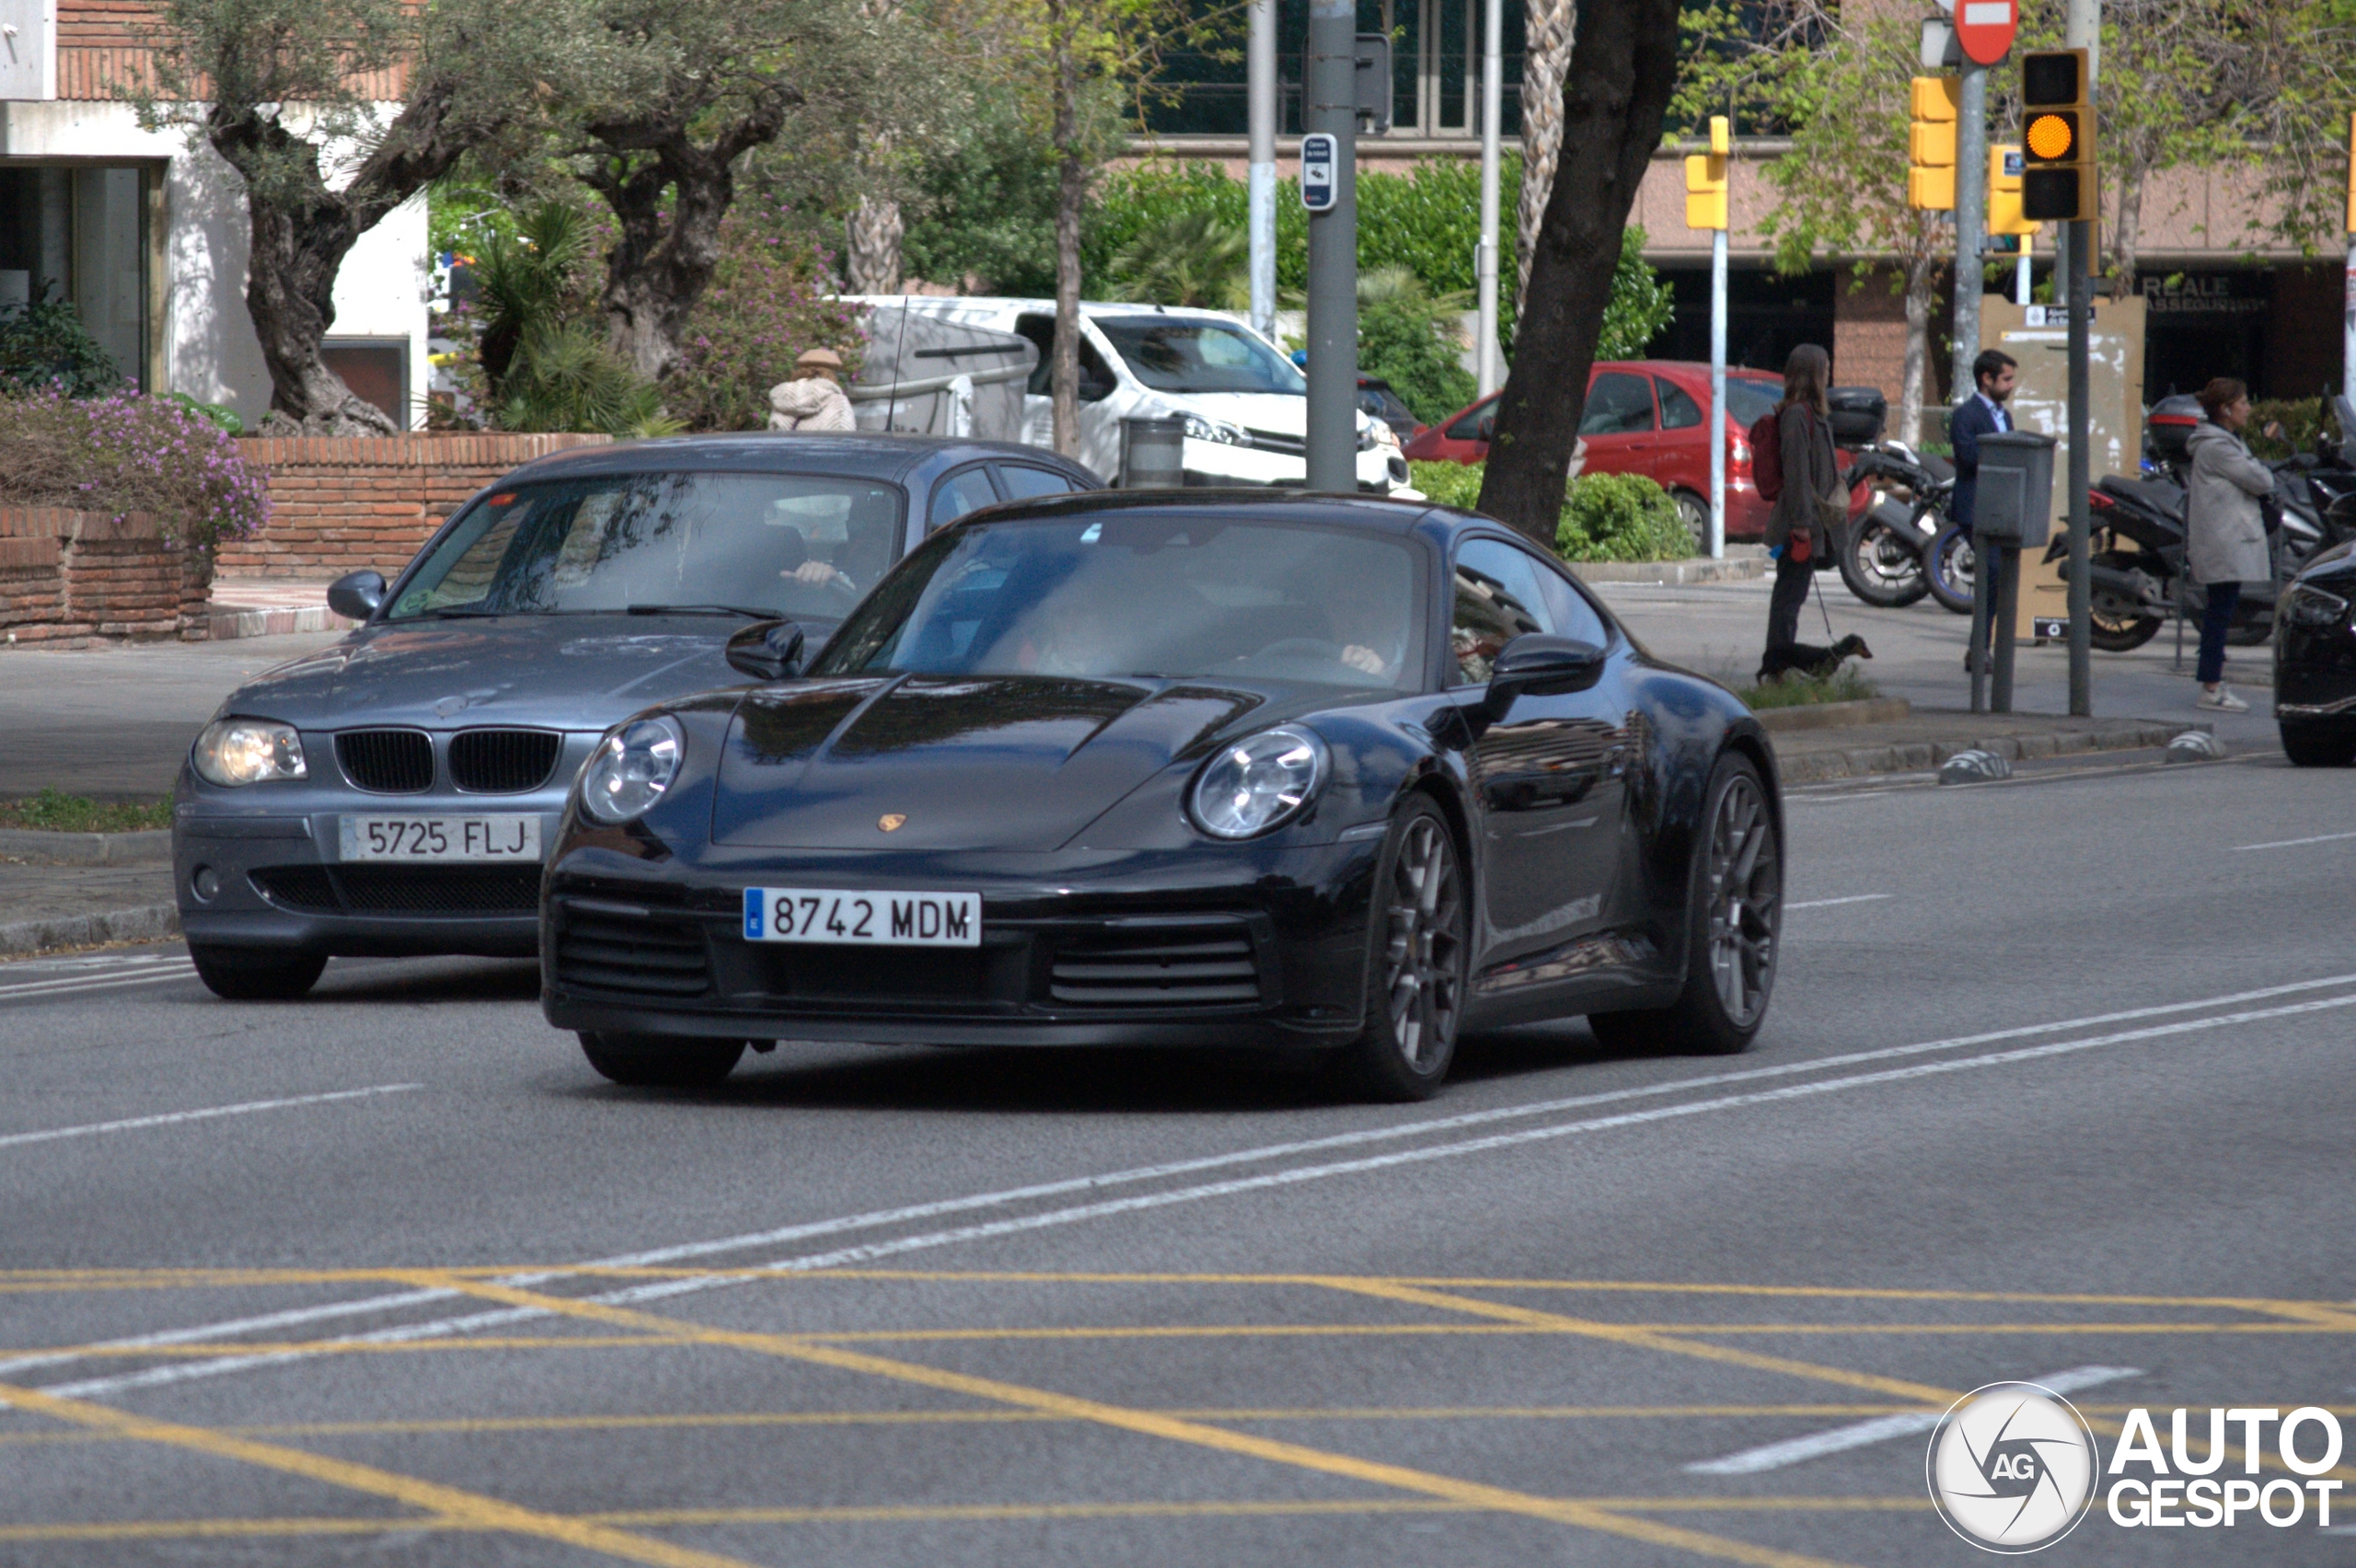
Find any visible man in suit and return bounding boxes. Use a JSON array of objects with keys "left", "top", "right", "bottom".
[{"left": 1950, "top": 350, "right": 2017, "bottom": 671}]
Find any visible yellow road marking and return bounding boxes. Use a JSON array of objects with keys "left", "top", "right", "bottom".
[
  {"left": 392, "top": 1271, "right": 1857, "bottom": 1568},
  {"left": 0, "top": 1378, "right": 763, "bottom": 1568},
  {"left": 0, "top": 1495, "right": 1938, "bottom": 1544}
]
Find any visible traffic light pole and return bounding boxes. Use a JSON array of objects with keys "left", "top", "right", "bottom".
[
  {"left": 1474, "top": 0, "right": 1501, "bottom": 396},
  {"left": 1951, "top": 61, "right": 1988, "bottom": 402},
  {"left": 1710, "top": 225, "right": 1727, "bottom": 559},
  {"left": 2065, "top": 0, "right": 2097, "bottom": 717},
  {"left": 1246, "top": 0, "right": 1276, "bottom": 341},
  {"left": 1303, "top": 0, "right": 1357, "bottom": 494}
]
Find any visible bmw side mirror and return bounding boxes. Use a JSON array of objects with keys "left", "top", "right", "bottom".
[
  {"left": 726, "top": 619, "right": 807, "bottom": 683},
  {"left": 1481, "top": 634, "right": 1606, "bottom": 722},
  {"left": 327, "top": 570, "right": 386, "bottom": 622}
]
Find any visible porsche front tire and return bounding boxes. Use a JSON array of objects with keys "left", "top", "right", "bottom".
[
  {"left": 1336, "top": 798, "right": 1469, "bottom": 1102},
  {"left": 1588, "top": 752, "right": 1779, "bottom": 1057},
  {"left": 578, "top": 1032, "right": 745, "bottom": 1089}
]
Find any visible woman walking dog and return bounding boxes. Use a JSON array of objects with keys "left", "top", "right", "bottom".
[{"left": 1757, "top": 344, "right": 1869, "bottom": 680}]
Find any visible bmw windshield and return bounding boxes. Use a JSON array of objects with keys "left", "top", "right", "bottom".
[
  {"left": 813, "top": 514, "right": 1425, "bottom": 691},
  {"left": 385, "top": 472, "right": 904, "bottom": 623}
]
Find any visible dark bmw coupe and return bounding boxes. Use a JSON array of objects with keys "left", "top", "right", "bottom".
[
  {"left": 539, "top": 492, "right": 1783, "bottom": 1100},
  {"left": 173, "top": 435, "right": 1097, "bottom": 999},
  {"left": 2275, "top": 540, "right": 2356, "bottom": 765}
]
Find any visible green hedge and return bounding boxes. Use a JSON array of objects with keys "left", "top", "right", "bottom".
[{"left": 1409, "top": 461, "right": 1692, "bottom": 563}]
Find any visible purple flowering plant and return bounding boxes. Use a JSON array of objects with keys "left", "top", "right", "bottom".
[
  {"left": 0, "top": 386, "right": 271, "bottom": 553},
  {"left": 664, "top": 201, "right": 867, "bottom": 432}
]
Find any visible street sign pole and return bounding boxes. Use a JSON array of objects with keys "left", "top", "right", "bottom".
[
  {"left": 1952, "top": 59, "right": 1988, "bottom": 403},
  {"left": 1710, "top": 225, "right": 1727, "bottom": 559},
  {"left": 2344, "top": 111, "right": 2355, "bottom": 402},
  {"left": 2065, "top": 0, "right": 2097, "bottom": 716},
  {"left": 1474, "top": 0, "right": 1501, "bottom": 396},
  {"left": 1246, "top": 0, "right": 1276, "bottom": 341},
  {"left": 1303, "top": 0, "right": 1357, "bottom": 493}
]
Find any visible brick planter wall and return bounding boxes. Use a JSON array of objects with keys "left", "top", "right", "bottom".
[
  {"left": 0, "top": 509, "right": 215, "bottom": 645},
  {"left": 215, "top": 433, "right": 612, "bottom": 581}
]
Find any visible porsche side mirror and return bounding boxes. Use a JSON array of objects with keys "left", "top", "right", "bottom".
[
  {"left": 726, "top": 619, "right": 807, "bottom": 682},
  {"left": 1481, "top": 634, "right": 1605, "bottom": 721},
  {"left": 327, "top": 570, "right": 386, "bottom": 622}
]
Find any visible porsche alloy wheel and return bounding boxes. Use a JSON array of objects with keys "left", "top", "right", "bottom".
[
  {"left": 578, "top": 1032, "right": 746, "bottom": 1090},
  {"left": 1588, "top": 754, "right": 1777, "bottom": 1057},
  {"left": 1340, "top": 800, "right": 1468, "bottom": 1101},
  {"left": 1701, "top": 765, "right": 1779, "bottom": 1032}
]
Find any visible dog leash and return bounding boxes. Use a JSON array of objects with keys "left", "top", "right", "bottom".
[{"left": 1811, "top": 555, "right": 1835, "bottom": 639}]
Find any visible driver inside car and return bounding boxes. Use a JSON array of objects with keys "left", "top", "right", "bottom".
[{"left": 778, "top": 493, "right": 898, "bottom": 594}]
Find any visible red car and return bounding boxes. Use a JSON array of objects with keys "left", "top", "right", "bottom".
[{"left": 1403, "top": 360, "right": 1859, "bottom": 544}]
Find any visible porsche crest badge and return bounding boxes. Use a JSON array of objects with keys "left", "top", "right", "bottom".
[{"left": 878, "top": 813, "right": 907, "bottom": 833}]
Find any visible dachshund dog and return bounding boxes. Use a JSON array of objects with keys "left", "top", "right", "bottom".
[{"left": 1757, "top": 633, "right": 1873, "bottom": 683}]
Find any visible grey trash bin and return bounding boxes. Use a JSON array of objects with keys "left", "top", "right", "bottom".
[
  {"left": 1971, "top": 431, "right": 2057, "bottom": 549},
  {"left": 1121, "top": 416, "right": 1186, "bottom": 489}
]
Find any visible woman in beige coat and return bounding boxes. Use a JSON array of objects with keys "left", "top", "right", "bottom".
[{"left": 2183, "top": 377, "right": 2276, "bottom": 712}]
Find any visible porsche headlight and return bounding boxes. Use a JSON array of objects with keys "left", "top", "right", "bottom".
[
  {"left": 1184, "top": 414, "right": 1249, "bottom": 446},
  {"left": 1189, "top": 725, "right": 1329, "bottom": 839},
  {"left": 192, "top": 718, "right": 306, "bottom": 787},
  {"left": 581, "top": 716, "right": 685, "bottom": 824}
]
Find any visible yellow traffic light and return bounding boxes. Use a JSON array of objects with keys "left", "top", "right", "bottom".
[
  {"left": 1908, "top": 76, "right": 1960, "bottom": 212},
  {"left": 2019, "top": 49, "right": 2096, "bottom": 223},
  {"left": 1686, "top": 115, "right": 1729, "bottom": 230},
  {"left": 1987, "top": 144, "right": 2038, "bottom": 237}
]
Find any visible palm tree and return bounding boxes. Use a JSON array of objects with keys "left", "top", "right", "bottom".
[{"left": 1106, "top": 210, "right": 1249, "bottom": 310}]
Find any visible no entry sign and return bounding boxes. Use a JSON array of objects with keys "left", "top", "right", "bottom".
[{"left": 1955, "top": 0, "right": 2016, "bottom": 64}]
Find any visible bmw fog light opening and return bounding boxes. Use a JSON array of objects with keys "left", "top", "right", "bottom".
[
  {"left": 1190, "top": 725, "right": 1329, "bottom": 839},
  {"left": 192, "top": 719, "right": 306, "bottom": 787},
  {"left": 582, "top": 715, "right": 686, "bottom": 824}
]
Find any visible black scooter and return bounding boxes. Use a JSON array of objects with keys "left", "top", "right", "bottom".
[{"left": 1835, "top": 441, "right": 1955, "bottom": 608}]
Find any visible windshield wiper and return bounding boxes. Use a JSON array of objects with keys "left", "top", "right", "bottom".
[
  {"left": 625, "top": 604, "right": 775, "bottom": 619},
  {"left": 415, "top": 605, "right": 514, "bottom": 619}
]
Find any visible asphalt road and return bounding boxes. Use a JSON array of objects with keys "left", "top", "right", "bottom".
[{"left": 4, "top": 748, "right": 2352, "bottom": 1566}]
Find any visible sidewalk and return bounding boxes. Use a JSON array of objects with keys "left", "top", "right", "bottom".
[
  {"left": 1759, "top": 701, "right": 2197, "bottom": 783},
  {"left": 0, "top": 835, "right": 177, "bottom": 957},
  {"left": 205, "top": 578, "right": 353, "bottom": 640}
]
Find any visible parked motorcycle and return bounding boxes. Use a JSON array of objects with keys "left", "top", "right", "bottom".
[{"left": 1835, "top": 441, "right": 1954, "bottom": 609}]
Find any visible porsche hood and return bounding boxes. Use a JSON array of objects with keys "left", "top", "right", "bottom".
[{"left": 710, "top": 675, "right": 1274, "bottom": 851}]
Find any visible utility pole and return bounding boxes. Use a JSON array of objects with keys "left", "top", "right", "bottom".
[
  {"left": 2344, "top": 111, "right": 2355, "bottom": 403},
  {"left": 1685, "top": 118, "right": 1731, "bottom": 558},
  {"left": 1302, "top": 0, "right": 1357, "bottom": 492},
  {"left": 2065, "top": 0, "right": 2096, "bottom": 717},
  {"left": 1247, "top": 0, "right": 1276, "bottom": 341},
  {"left": 1951, "top": 61, "right": 1988, "bottom": 404},
  {"left": 1474, "top": 0, "right": 1502, "bottom": 396}
]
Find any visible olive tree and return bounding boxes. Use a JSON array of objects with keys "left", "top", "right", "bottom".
[{"left": 140, "top": 0, "right": 557, "bottom": 432}]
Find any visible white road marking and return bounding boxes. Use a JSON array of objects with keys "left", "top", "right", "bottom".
[
  {"left": 2231, "top": 830, "right": 2356, "bottom": 852},
  {"left": 0, "top": 963, "right": 196, "bottom": 1002},
  {"left": 1682, "top": 1366, "right": 2142, "bottom": 1475},
  {"left": 20, "top": 981, "right": 2356, "bottom": 1406},
  {"left": 1784, "top": 894, "right": 1892, "bottom": 910},
  {"left": 0, "top": 1085, "right": 421, "bottom": 1152}
]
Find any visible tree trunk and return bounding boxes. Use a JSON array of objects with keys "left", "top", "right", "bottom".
[
  {"left": 1475, "top": 0, "right": 1681, "bottom": 544},
  {"left": 846, "top": 196, "right": 905, "bottom": 294},
  {"left": 1899, "top": 253, "right": 1935, "bottom": 451},
  {"left": 2104, "top": 145, "right": 2150, "bottom": 300},
  {"left": 1515, "top": 0, "right": 1577, "bottom": 315},
  {"left": 1048, "top": 0, "right": 1083, "bottom": 459},
  {"left": 240, "top": 195, "right": 399, "bottom": 434}
]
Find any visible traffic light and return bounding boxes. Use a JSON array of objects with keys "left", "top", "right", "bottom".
[
  {"left": 1685, "top": 115, "right": 1729, "bottom": 230},
  {"left": 1987, "top": 144, "right": 2038, "bottom": 236},
  {"left": 1908, "top": 76, "right": 1959, "bottom": 211},
  {"left": 2019, "top": 48, "right": 2096, "bottom": 222}
]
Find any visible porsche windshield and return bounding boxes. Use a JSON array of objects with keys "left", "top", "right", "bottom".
[
  {"left": 384, "top": 473, "right": 904, "bottom": 622},
  {"left": 812, "top": 516, "right": 1424, "bottom": 690}
]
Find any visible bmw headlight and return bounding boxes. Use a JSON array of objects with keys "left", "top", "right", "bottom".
[
  {"left": 581, "top": 716, "right": 686, "bottom": 824},
  {"left": 192, "top": 718, "right": 306, "bottom": 787},
  {"left": 1184, "top": 414, "right": 1249, "bottom": 446},
  {"left": 2283, "top": 581, "right": 2351, "bottom": 629},
  {"left": 1189, "top": 725, "right": 1329, "bottom": 839}
]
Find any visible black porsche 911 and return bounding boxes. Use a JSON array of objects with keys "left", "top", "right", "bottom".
[
  {"left": 2276, "top": 541, "right": 2356, "bottom": 766},
  {"left": 540, "top": 492, "right": 1782, "bottom": 1100}
]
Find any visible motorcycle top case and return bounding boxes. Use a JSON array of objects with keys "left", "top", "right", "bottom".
[
  {"left": 1828, "top": 386, "right": 1888, "bottom": 448},
  {"left": 2146, "top": 393, "right": 2202, "bottom": 460}
]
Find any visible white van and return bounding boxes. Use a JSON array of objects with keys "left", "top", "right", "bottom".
[{"left": 848, "top": 296, "right": 1408, "bottom": 493}]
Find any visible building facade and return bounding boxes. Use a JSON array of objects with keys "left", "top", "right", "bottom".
[{"left": 0, "top": 0, "right": 428, "bottom": 427}]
